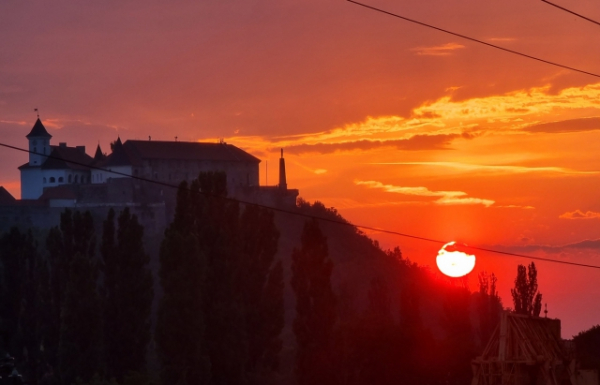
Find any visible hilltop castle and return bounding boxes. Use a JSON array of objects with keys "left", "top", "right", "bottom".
[{"left": 1, "top": 119, "right": 298, "bottom": 234}]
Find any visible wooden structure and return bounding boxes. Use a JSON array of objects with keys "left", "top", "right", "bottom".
[{"left": 472, "top": 311, "right": 576, "bottom": 385}]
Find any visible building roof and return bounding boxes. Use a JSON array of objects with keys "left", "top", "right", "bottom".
[
  {"left": 26, "top": 118, "right": 52, "bottom": 139},
  {"left": 0, "top": 187, "right": 16, "bottom": 205},
  {"left": 93, "top": 144, "right": 106, "bottom": 162},
  {"left": 39, "top": 185, "right": 77, "bottom": 200},
  {"left": 123, "top": 140, "right": 261, "bottom": 163},
  {"left": 41, "top": 145, "right": 94, "bottom": 170},
  {"left": 101, "top": 137, "right": 138, "bottom": 167}
]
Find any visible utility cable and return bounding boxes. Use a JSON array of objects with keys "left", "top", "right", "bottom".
[
  {"left": 1, "top": 140, "right": 600, "bottom": 270},
  {"left": 346, "top": 0, "right": 600, "bottom": 79},
  {"left": 541, "top": 0, "right": 600, "bottom": 27}
]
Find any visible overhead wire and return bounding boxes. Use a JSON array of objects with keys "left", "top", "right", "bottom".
[
  {"left": 1, "top": 141, "right": 600, "bottom": 270},
  {"left": 541, "top": 0, "right": 600, "bottom": 27},
  {"left": 346, "top": 0, "right": 600, "bottom": 79}
]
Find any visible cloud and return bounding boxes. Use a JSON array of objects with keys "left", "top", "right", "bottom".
[
  {"left": 367, "top": 161, "right": 598, "bottom": 176},
  {"left": 355, "top": 180, "right": 494, "bottom": 207},
  {"left": 411, "top": 43, "right": 466, "bottom": 56},
  {"left": 559, "top": 210, "right": 600, "bottom": 220},
  {"left": 283, "top": 134, "right": 461, "bottom": 155},
  {"left": 522, "top": 117, "right": 600, "bottom": 134},
  {"left": 486, "top": 37, "right": 516, "bottom": 42},
  {"left": 496, "top": 205, "right": 535, "bottom": 209},
  {"left": 498, "top": 238, "right": 600, "bottom": 254}
]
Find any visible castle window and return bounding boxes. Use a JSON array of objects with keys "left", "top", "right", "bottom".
[
  {"left": 50, "top": 177, "right": 55, "bottom": 183},
  {"left": 43, "top": 177, "right": 47, "bottom": 184},
  {"left": 58, "top": 177, "right": 64, "bottom": 183},
  {"left": 68, "top": 175, "right": 72, "bottom": 183}
]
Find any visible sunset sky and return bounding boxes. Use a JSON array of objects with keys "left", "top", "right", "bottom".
[{"left": 1, "top": 0, "right": 600, "bottom": 336}]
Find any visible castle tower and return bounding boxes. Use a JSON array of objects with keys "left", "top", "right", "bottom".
[
  {"left": 26, "top": 118, "right": 52, "bottom": 166},
  {"left": 278, "top": 148, "right": 287, "bottom": 190}
]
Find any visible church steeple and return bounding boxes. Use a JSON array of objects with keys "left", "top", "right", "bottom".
[
  {"left": 26, "top": 118, "right": 52, "bottom": 166},
  {"left": 278, "top": 148, "right": 287, "bottom": 190}
]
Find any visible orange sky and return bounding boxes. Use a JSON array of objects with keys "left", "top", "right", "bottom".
[{"left": 1, "top": 0, "right": 600, "bottom": 337}]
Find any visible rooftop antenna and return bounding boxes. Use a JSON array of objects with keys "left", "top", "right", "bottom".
[
  {"left": 149, "top": 136, "right": 151, "bottom": 141},
  {"left": 175, "top": 136, "right": 178, "bottom": 142},
  {"left": 34, "top": 108, "right": 39, "bottom": 118}
]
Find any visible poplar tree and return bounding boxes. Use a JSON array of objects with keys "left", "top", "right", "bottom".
[
  {"left": 101, "top": 208, "right": 153, "bottom": 381},
  {"left": 511, "top": 262, "right": 542, "bottom": 317},
  {"left": 0, "top": 227, "right": 50, "bottom": 382},
  {"left": 47, "top": 210, "right": 100, "bottom": 384},
  {"left": 292, "top": 218, "right": 337, "bottom": 385},
  {"left": 238, "top": 205, "right": 284, "bottom": 385},
  {"left": 156, "top": 181, "right": 209, "bottom": 385},
  {"left": 157, "top": 173, "right": 284, "bottom": 385}
]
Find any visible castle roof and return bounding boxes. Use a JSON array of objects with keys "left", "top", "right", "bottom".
[
  {"left": 26, "top": 118, "right": 52, "bottom": 139},
  {"left": 40, "top": 145, "right": 94, "bottom": 170},
  {"left": 97, "top": 140, "right": 261, "bottom": 167},
  {"left": 101, "top": 137, "right": 137, "bottom": 167}
]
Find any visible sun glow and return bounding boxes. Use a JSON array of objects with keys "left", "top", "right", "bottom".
[{"left": 436, "top": 242, "right": 476, "bottom": 278}]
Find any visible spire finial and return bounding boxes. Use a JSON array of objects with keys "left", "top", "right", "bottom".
[
  {"left": 281, "top": 148, "right": 283, "bottom": 158},
  {"left": 544, "top": 303, "right": 548, "bottom": 318},
  {"left": 34, "top": 108, "right": 39, "bottom": 119}
]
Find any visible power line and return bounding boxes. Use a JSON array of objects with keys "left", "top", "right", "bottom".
[
  {"left": 1, "top": 140, "right": 600, "bottom": 270},
  {"left": 346, "top": 0, "right": 600, "bottom": 79},
  {"left": 541, "top": 0, "right": 600, "bottom": 27}
]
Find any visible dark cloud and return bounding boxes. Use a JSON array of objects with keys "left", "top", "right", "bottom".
[
  {"left": 522, "top": 117, "right": 600, "bottom": 134},
  {"left": 494, "top": 238, "right": 600, "bottom": 255},
  {"left": 283, "top": 134, "right": 461, "bottom": 155}
]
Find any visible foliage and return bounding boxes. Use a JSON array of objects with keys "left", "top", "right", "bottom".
[
  {"left": 573, "top": 325, "right": 600, "bottom": 374},
  {"left": 477, "top": 272, "right": 502, "bottom": 346},
  {"left": 101, "top": 208, "right": 153, "bottom": 382},
  {"left": 511, "top": 262, "right": 543, "bottom": 316},
  {"left": 156, "top": 172, "right": 284, "bottom": 385},
  {"left": 292, "top": 218, "right": 337, "bottom": 385},
  {"left": 0, "top": 227, "right": 50, "bottom": 383},
  {"left": 48, "top": 210, "right": 100, "bottom": 385}
]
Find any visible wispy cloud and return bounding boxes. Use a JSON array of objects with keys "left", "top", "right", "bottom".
[
  {"left": 411, "top": 42, "right": 466, "bottom": 56},
  {"left": 559, "top": 210, "right": 600, "bottom": 220},
  {"left": 522, "top": 117, "right": 600, "bottom": 134},
  {"left": 284, "top": 134, "right": 463, "bottom": 155},
  {"left": 487, "top": 37, "right": 516, "bottom": 42},
  {"left": 355, "top": 180, "right": 494, "bottom": 207},
  {"left": 367, "top": 161, "right": 599, "bottom": 176}
]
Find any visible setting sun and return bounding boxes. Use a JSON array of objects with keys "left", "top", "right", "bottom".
[{"left": 436, "top": 242, "right": 476, "bottom": 278}]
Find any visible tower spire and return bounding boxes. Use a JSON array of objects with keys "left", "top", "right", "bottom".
[{"left": 278, "top": 148, "right": 287, "bottom": 190}]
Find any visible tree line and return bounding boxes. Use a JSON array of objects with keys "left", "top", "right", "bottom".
[
  {"left": 0, "top": 170, "right": 553, "bottom": 385},
  {"left": 0, "top": 208, "right": 152, "bottom": 385}
]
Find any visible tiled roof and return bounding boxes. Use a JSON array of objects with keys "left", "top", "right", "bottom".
[
  {"left": 26, "top": 119, "right": 52, "bottom": 139},
  {"left": 41, "top": 146, "right": 94, "bottom": 170}
]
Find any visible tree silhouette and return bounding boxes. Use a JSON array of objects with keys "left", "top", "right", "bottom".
[
  {"left": 292, "top": 218, "right": 337, "bottom": 385},
  {"left": 157, "top": 173, "right": 284, "bottom": 385},
  {"left": 101, "top": 208, "right": 153, "bottom": 382},
  {"left": 156, "top": 181, "right": 209, "bottom": 385},
  {"left": 477, "top": 272, "right": 502, "bottom": 346},
  {"left": 511, "top": 262, "right": 542, "bottom": 316}
]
